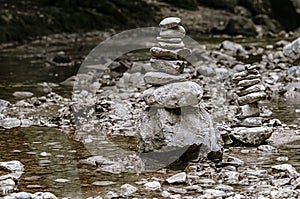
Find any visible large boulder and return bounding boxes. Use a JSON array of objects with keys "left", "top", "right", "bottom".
[{"left": 137, "top": 105, "right": 223, "bottom": 167}]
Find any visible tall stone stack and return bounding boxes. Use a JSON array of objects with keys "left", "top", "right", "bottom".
[
  {"left": 137, "top": 17, "right": 223, "bottom": 167},
  {"left": 231, "top": 65, "right": 272, "bottom": 146}
]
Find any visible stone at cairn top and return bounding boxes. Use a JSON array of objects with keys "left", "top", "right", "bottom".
[{"left": 159, "top": 17, "right": 181, "bottom": 29}]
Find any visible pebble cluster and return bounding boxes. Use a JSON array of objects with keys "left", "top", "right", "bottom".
[
  {"left": 143, "top": 17, "right": 202, "bottom": 108},
  {"left": 231, "top": 65, "right": 272, "bottom": 146}
]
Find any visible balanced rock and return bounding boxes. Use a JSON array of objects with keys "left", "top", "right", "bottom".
[
  {"left": 143, "top": 81, "right": 203, "bottom": 108},
  {"left": 160, "top": 26, "right": 186, "bottom": 38},
  {"left": 159, "top": 17, "right": 181, "bottom": 29},
  {"left": 237, "top": 84, "right": 265, "bottom": 96},
  {"left": 144, "top": 72, "right": 189, "bottom": 85},
  {"left": 237, "top": 78, "right": 261, "bottom": 87},
  {"left": 157, "top": 37, "right": 182, "bottom": 43},
  {"left": 236, "top": 117, "right": 263, "bottom": 127},
  {"left": 236, "top": 103, "right": 260, "bottom": 119},
  {"left": 237, "top": 92, "right": 266, "bottom": 105},
  {"left": 150, "top": 58, "right": 185, "bottom": 75},
  {"left": 159, "top": 41, "right": 185, "bottom": 49}
]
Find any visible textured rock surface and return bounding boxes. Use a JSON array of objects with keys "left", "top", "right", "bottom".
[
  {"left": 143, "top": 81, "right": 203, "bottom": 108},
  {"left": 144, "top": 72, "right": 189, "bottom": 85},
  {"left": 150, "top": 58, "right": 185, "bottom": 75},
  {"left": 137, "top": 105, "right": 223, "bottom": 162},
  {"left": 232, "top": 126, "right": 272, "bottom": 146}
]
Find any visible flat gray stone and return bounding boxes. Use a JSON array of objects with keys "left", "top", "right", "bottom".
[
  {"left": 0, "top": 99, "right": 9, "bottom": 113},
  {"left": 150, "top": 58, "right": 185, "bottom": 75},
  {"left": 12, "top": 91, "right": 34, "bottom": 98},
  {"left": 166, "top": 172, "right": 187, "bottom": 184},
  {"left": 157, "top": 37, "right": 182, "bottom": 43},
  {"left": 237, "top": 84, "right": 265, "bottom": 96},
  {"left": 232, "top": 73, "right": 261, "bottom": 83},
  {"left": 237, "top": 103, "right": 260, "bottom": 119},
  {"left": 237, "top": 117, "right": 263, "bottom": 127},
  {"left": 150, "top": 47, "right": 178, "bottom": 59},
  {"left": 144, "top": 72, "right": 189, "bottom": 85},
  {"left": 232, "top": 126, "right": 272, "bottom": 146},
  {"left": 159, "top": 17, "right": 181, "bottom": 29},
  {"left": 237, "top": 92, "right": 266, "bottom": 105},
  {"left": 237, "top": 78, "right": 261, "bottom": 87},
  {"left": 143, "top": 81, "right": 203, "bottom": 108},
  {"left": 158, "top": 41, "right": 184, "bottom": 49},
  {"left": 120, "top": 183, "right": 138, "bottom": 196},
  {"left": 160, "top": 26, "right": 186, "bottom": 38}
]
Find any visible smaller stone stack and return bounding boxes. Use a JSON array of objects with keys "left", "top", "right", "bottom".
[{"left": 231, "top": 65, "right": 272, "bottom": 146}]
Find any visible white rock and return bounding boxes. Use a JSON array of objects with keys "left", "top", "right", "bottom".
[
  {"left": 150, "top": 47, "right": 191, "bottom": 59},
  {"left": 150, "top": 58, "right": 185, "bottom": 75},
  {"left": 157, "top": 37, "right": 182, "bottom": 43},
  {"left": 144, "top": 72, "right": 189, "bottom": 85},
  {"left": 120, "top": 183, "right": 138, "bottom": 196},
  {"left": 143, "top": 81, "right": 203, "bottom": 108},
  {"left": 0, "top": 118, "right": 21, "bottom": 129},
  {"left": 42, "top": 192, "right": 58, "bottom": 199},
  {"left": 283, "top": 37, "right": 300, "bottom": 60},
  {"left": 203, "top": 189, "right": 226, "bottom": 198},
  {"left": 166, "top": 172, "right": 187, "bottom": 184},
  {"left": 144, "top": 181, "right": 161, "bottom": 191},
  {"left": 159, "top": 41, "right": 184, "bottom": 49},
  {"left": 159, "top": 17, "right": 181, "bottom": 29},
  {"left": 12, "top": 91, "right": 34, "bottom": 98},
  {"left": 160, "top": 26, "right": 185, "bottom": 38}
]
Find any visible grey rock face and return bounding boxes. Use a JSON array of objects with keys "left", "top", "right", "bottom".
[
  {"left": 143, "top": 81, "right": 203, "bottom": 108},
  {"left": 237, "top": 92, "right": 266, "bottom": 105},
  {"left": 237, "top": 103, "right": 260, "bottom": 119},
  {"left": 137, "top": 105, "right": 223, "bottom": 162}
]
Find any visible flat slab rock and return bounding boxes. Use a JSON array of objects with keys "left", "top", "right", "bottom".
[
  {"left": 159, "top": 17, "right": 181, "bottom": 29},
  {"left": 231, "top": 126, "right": 273, "bottom": 146},
  {"left": 137, "top": 105, "right": 223, "bottom": 163},
  {"left": 143, "top": 81, "right": 203, "bottom": 108},
  {"left": 144, "top": 71, "right": 189, "bottom": 85}
]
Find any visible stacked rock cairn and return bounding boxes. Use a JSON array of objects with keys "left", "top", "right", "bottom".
[
  {"left": 143, "top": 17, "right": 201, "bottom": 108},
  {"left": 231, "top": 65, "right": 272, "bottom": 146}
]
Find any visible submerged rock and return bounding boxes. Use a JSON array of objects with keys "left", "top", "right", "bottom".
[{"left": 0, "top": 118, "right": 21, "bottom": 129}]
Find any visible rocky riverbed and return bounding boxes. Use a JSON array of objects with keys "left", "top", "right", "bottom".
[{"left": 0, "top": 30, "right": 299, "bottom": 198}]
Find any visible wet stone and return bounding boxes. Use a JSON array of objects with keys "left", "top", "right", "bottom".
[
  {"left": 257, "top": 145, "right": 278, "bottom": 153},
  {"left": 144, "top": 72, "right": 189, "bottom": 85},
  {"left": 12, "top": 91, "right": 34, "bottom": 98},
  {"left": 144, "top": 181, "right": 161, "bottom": 191}
]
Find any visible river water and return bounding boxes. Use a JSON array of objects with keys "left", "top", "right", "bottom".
[{"left": 0, "top": 35, "right": 299, "bottom": 198}]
